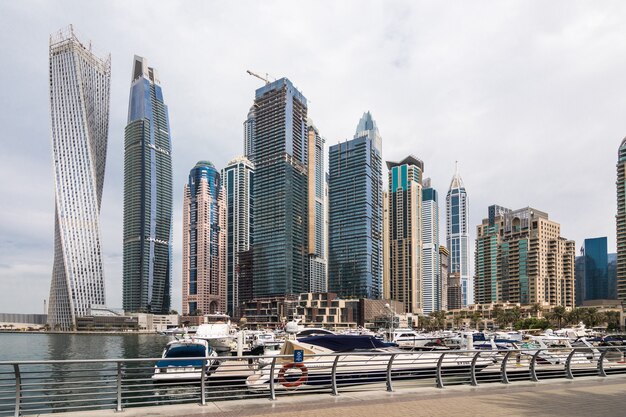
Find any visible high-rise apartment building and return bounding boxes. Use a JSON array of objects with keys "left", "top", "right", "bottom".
[
  {"left": 307, "top": 122, "right": 327, "bottom": 292},
  {"left": 182, "top": 161, "right": 226, "bottom": 315},
  {"left": 439, "top": 246, "right": 449, "bottom": 310},
  {"left": 222, "top": 156, "right": 254, "bottom": 315},
  {"left": 244, "top": 106, "right": 255, "bottom": 161},
  {"left": 422, "top": 178, "right": 440, "bottom": 313},
  {"left": 386, "top": 156, "right": 423, "bottom": 313},
  {"left": 474, "top": 205, "right": 575, "bottom": 307},
  {"left": 616, "top": 138, "right": 626, "bottom": 302},
  {"left": 446, "top": 166, "right": 471, "bottom": 306},
  {"left": 383, "top": 190, "right": 390, "bottom": 300},
  {"left": 252, "top": 78, "right": 308, "bottom": 297},
  {"left": 328, "top": 112, "right": 383, "bottom": 299},
  {"left": 48, "top": 26, "right": 110, "bottom": 330},
  {"left": 122, "top": 56, "right": 173, "bottom": 314}
]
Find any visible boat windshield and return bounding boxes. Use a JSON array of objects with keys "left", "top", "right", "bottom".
[{"left": 166, "top": 344, "right": 206, "bottom": 358}]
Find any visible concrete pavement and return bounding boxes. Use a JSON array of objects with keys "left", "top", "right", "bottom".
[{"left": 27, "top": 375, "right": 626, "bottom": 417}]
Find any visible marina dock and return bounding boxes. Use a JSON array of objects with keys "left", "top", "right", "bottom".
[{"left": 35, "top": 375, "right": 626, "bottom": 417}]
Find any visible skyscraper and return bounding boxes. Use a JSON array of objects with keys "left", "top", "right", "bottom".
[
  {"left": 328, "top": 112, "right": 383, "bottom": 299},
  {"left": 446, "top": 165, "right": 471, "bottom": 306},
  {"left": 48, "top": 26, "right": 110, "bottom": 330},
  {"left": 123, "top": 56, "right": 173, "bottom": 314},
  {"left": 252, "top": 78, "right": 308, "bottom": 297},
  {"left": 386, "top": 156, "right": 423, "bottom": 313},
  {"left": 474, "top": 205, "right": 575, "bottom": 307},
  {"left": 422, "top": 178, "right": 440, "bottom": 313},
  {"left": 222, "top": 156, "right": 254, "bottom": 315},
  {"left": 575, "top": 237, "right": 616, "bottom": 305},
  {"left": 243, "top": 106, "right": 255, "bottom": 161},
  {"left": 616, "top": 138, "right": 626, "bottom": 302},
  {"left": 439, "top": 246, "right": 449, "bottom": 311},
  {"left": 182, "top": 161, "right": 226, "bottom": 315},
  {"left": 308, "top": 122, "right": 327, "bottom": 293}
]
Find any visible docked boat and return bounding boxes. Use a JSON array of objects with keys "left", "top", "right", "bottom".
[
  {"left": 195, "top": 313, "right": 236, "bottom": 352},
  {"left": 152, "top": 338, "right": 218, "bottom": 382},
  {"left": 246, "top": 334, "right": 493, "bottom": 391}
]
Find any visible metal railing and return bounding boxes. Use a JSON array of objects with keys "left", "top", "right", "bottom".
[{"left": 0, "top": 346, "right": 625, "bottom": 416}]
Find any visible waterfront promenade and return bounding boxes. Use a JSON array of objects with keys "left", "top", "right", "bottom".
[{"left": 42, "top": 375, "right": 626, "bottom": 417}]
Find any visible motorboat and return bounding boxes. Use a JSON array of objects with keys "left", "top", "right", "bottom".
[
  {"left": 246, "top": 334, "right": 493, "bottom": 391},
  {"left": 519, "top": 336, "right": 591, "bottom": 365},
  {"left": 195, "top": 313, "right": 235, "bottom": 352},
  {"left": 388, "top": 328, "right": 440, "bottom": 349},
  {"left": 152, "top": 338, "right": 217, "bottom": 382}
]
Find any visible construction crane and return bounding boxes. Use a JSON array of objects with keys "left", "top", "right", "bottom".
[{"left": 246, "top": 69, "right": 271, "bottom": 85}]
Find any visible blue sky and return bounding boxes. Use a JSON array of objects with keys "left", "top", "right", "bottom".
[{"left": 1, "top": 1, "right": 625, "bottom": 313}]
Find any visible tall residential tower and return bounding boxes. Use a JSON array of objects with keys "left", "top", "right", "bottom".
[
  {"left": 222, "top": 156, "right": 254, "bottom": 315},
  {"left": 446, "top": 165, "right": 471, "bottom": 306},
  {"left": 123, "top": 56, "right": 173, "bottom": 314},
  {"left": 182, "top": 161, "right": 226, "bottom": 315},
  {"left": 252, "top": 78, "right": 309, "bottom": 297},
  {"left": 48, "top": 26, "right": 110, "bottom": 330},
  {"left": 328, "top": 112, "right": 383, "bottom": 299},
  {"left": 308, "top": 122, "right": 327, "bottom": 293},
  {"left": 421, "top": 178, "right": 440, "bottom": 313},
  {"left": 386, "top": 156, "right": 423, "bottom": 313},
  {"left": 617, "top": 138, "right": 626, "bottom": 302}
]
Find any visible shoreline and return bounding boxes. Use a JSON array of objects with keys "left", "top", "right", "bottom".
[{"left": 0, "top": 330, "right": 165, "bottom": 335}]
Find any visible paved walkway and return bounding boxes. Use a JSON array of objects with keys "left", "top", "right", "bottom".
[{"left": 30, "top": 375, "right": 626, "bottom": 417}]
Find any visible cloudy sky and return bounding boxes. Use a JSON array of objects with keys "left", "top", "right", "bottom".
[{"left": 1, "top": 1, "right": 625, "bottom": 314}]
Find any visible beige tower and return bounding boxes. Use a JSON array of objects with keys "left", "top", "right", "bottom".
[
  {"left": 182, "top": 161, "right": 226, "bottom": 315},
  {"left": 387, "top": 156, "right": 424, "bottom": 314}
]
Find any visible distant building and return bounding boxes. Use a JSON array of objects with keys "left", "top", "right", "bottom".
[
  {"left": 222, "top": 156, "right": 254, "bottom": 315},
  {"left": 446, "top": 165, "right": 471, "bottom": 306},
  {"left": 328, "top": 112, "right": 383, "bottom": 299},
  {"left": 307, "top": 122, "right": 327, "bottom": 293},
  {"left": 48, "top": 26, "right": 110, "bottom": 330},
  {"left": 386, "top": 156, "right": 424, "bottom": 314},
  {"left": 383, "top": 190, "right": 391, "bottom": 300},
  {"left": 439, "top": 246, "right": 449, "bottom": 311},
  {"left": 297, "top": 293, "right": 359, "bottom": 329},
  {"left": 422, "top": 178, "right": 440, "bottom": 313},
  {"left": 182, "top": 161, "right": 226, "bottom": 315},
  {"left": 123, "top": 55, "right": 173, "bottom": 315},
  {"left": 447, "top": 272, "right": 462, "bottom": 310},
  {"left": 243, "top": 106, "right": 255, "bottom": 161},
  {"left": 475, "top": 205, "right": 575, "bottom": 307},
  {"left": 252, "top": 78, "right": 308, "bottom": 298},
  {"left": 575, "top": 238, "right": 617, "bottom": 306},
  {"left": 616, "top": 138, "right": 626, "bottom": 302}
]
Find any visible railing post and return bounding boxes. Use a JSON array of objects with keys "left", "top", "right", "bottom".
[
  {"left": 598, "top": 349, "right": 608, "bottom": 377},
  {"left": 469, "top": 351, "right": 480, "bottom": 386},
  {"left": 386, "top": 354, "right": 396, "bottom": 392},
  {"left": 436, "top": 352, "right": 446, "bottom": 389},
  {"left": 116, "top": 362, "right": 123, "bottom": 413},
  {"left": 565, "top": 349, "right": 576, "bottom": 380},
  {"left": 269, "top": 357, "right": 277, "bottom": 401},
  {"left": 200, "top": 361, "right": 207, "bottom": 405},
  {"left": 530, "top": 350, "right": 541, "bottom": 382},
  {"left": 500, "top": 351, "right": 512, "bottom": 384},
  {"left": 331, "top": 355, "right": 340, "bottom": 396},
  {"left": 13, "top": 364, "right": 20, "bottom": 417}
]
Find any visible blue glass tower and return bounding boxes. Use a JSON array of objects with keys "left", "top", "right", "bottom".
[
  {"left": 328, "top": 112, "right": 383, "bottom": 299},
  {"left": 252, "top": 78, "right": 309, "bottom": 297},
  {"left": 123, "top": 56, "right": 173, "bottom": 314},
  {"left": 578, "top": 237, "right": 611, "bottom": 302},
  {"left": 446, "top": 165, "right": 470, "bottom": 306}
]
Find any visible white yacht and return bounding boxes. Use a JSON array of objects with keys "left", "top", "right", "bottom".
[
  {"left": 246, "top": 335, "right": 493, "bottom": 391},
  {"left": 195, "top": 313, "right": 236, "bottom": 352},
  {"left": 152, "top": 337, "right": 217, "bottom": 382}
]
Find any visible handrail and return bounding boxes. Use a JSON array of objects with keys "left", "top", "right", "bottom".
[{"left": 0, "top": 345, "right": 624, "bottom": 416}]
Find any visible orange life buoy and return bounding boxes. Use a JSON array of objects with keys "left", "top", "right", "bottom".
[{"left": 278, "top": 362, "right": 308, "bottom": 387}]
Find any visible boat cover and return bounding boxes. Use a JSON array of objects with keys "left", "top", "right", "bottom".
[{"left": 298, "top": 335, "right": 397, "bottom": 352}]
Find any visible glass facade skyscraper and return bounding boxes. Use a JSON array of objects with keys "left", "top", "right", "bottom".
[
  {"left": 387, "top": 156, "right": 423, "bottom": 313},
  {"left": 122, "top": 56, "right": 173, "bottom": 314},
  {"left": 222, "top": 156, "right": 254, "bottom": 315},
  {"left": 328, "top": 112, "right": 383, "bottom": 299},
  {"left": 575, "top": 237, "right": 616, "bottom": 305},
  {"left": 422, "top": 178, "right": 440, "bottom": 313},
  {"left": 308, "top": 122, "right": 327, "bottom": 293},
  {"left": 616, "top": 138, "right": 626, "bottom": 302},
  {"left": 446, "top": 166, "right": 471, "bottom": 306},
  {"left": 182, "top": 161, "right": 226, "bottom": 315},
  {"left": 48, "top": 26, "right": 110, "bottom": 330},
  {"left": 252, "top": 78, "right": 309, "bottom": 297}
]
